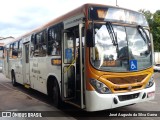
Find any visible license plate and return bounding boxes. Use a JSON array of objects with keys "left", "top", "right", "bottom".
[{"left": 147, "top": 91, "right": 155, "bottom": 98}]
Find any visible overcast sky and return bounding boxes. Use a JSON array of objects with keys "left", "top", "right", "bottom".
[{"left": 0, "top": 0, "right": 159, "bottom": 38}]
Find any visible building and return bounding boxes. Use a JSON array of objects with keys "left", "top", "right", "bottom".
[{"left": 0, "top": 36, "right": 15, "bottom": 45}]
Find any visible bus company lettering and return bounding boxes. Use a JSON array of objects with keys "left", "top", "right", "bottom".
[
  {"left": 33, "top": 63, "right": 38, "bottom": 67},
  {"left": 32, "top": 69, "right": 40, "bottom": 74}
]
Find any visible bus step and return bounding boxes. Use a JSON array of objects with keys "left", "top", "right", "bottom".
[
  {"left": 64, "top": 100, "right": 81, "bottom": 108},
  {"left": 24, "top": 84, "right": 30, "bottom": 89}
]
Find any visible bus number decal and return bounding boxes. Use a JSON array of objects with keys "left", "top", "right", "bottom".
[
  {"left": 103, "top": 60, "right": 116, "bottom": 66},
  {"left": 51, "top": 58, "right": 61, "bottom": 65}
]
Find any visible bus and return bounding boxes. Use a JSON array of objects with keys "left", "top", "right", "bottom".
[
  {"left": 3, "top": 3, "right": 155, "bottom": 111},
  {"left": 0, "top": 37, "right": 15, "bottom": 74},
  {"left": 0, "top": 44, "right": 4, "bottom": 71}
]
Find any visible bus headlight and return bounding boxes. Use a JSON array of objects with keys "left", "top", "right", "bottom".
[
  {"left": 145, "top": 75, "right": 154, "bottom": 88},
  {"left": 90, "top": 78, "right": 111, "bottom": 94}
]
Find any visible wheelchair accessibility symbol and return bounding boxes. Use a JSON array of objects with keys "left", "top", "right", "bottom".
[{"left": 129, "top": 60, "right": 137, "bottom": 71}]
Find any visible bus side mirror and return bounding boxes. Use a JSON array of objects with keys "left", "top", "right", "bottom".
[{"left": 86, "top": 29, "right": 95, "bottom": 47}]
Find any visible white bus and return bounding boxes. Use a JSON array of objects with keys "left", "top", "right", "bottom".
[{"left": 3, "top": 4, "right": 155, "bottom": 111}]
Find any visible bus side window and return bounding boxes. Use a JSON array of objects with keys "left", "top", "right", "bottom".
[
  {"left": 48, "top": 26, "right": 61, "bottom": 56},
  {"left": 64, "top": 34, "right": 74, "bottom": 63},
  {"left": 0, "top": 46, "right": 4, "bottom": 60},
  {"left": 34, "top": 33, "right": 40, "bottom": 57},
  {"left": 18, "top": 40, "right": 22, "bottom": 58},
  {"left": 40, "top": 31, "right": 47, "bottom": 56},
  {"left": 30, "top": 35, "right": 35, "bottom": 57},
  {"left": 35, "top": 30, "right": 47, "bottom": 57},
  {"left": 12, "top": 42, "right": 18, "bottom": 58}
]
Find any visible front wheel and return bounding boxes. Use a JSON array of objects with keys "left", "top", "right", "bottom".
[
  {"left": 11, "top": 71, "right": 17, "bottom": 87},
  {"left": 51, "top": 80, "right": 61, "bottom": 108}
]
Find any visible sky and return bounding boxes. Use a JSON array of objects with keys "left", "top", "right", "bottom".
[{"left": 0, "top": 0, "right": 159, "bottom": 38}]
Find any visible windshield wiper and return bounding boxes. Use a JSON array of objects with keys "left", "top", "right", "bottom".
[
  {"left": 106, "top": 21, "right": 119, "bottom": 53},
  {"left": 137, "top": 25, "right": 151, "bottom": 43},
  {"left": 106, "top": 21, "right": 118, "bottom": 46}
]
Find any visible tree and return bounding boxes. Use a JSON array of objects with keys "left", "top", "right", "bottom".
[
  {"left": 139, "top": 9, "right": 160, "bottom": 51},
  {"left": 152, "top": 10, "right": 160, "bottom": 51},
  {"left": 138, "top": 9, "right": 153, "bottom": 31}
]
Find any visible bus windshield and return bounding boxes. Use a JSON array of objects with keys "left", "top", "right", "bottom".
[{"left": 90, "top": 23, "right": 152, "bottom": 72}]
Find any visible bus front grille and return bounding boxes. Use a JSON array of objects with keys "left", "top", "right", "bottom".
[
  {"left": 107, "top": 74, "right": 147, "bottom": 84},
  {"left": 118, "top": 93, "right": 140, "bottom": 101},
  {"left": 114, "top": 85, "right": 142, "bottom": 91}
]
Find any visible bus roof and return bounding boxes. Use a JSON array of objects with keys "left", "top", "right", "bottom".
[{"left": 13, "top": 3, "right": 141, "bottom": 42}]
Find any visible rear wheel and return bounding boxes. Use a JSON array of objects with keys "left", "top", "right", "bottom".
[{"left": 11, "top": 71, "right": 17, "bottom": 87}]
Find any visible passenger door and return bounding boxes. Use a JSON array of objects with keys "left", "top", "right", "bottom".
[
  {"left": 62, "top": 24, "right": 85, "bottom": 108},
  {"left": 23, "top": 42, "right": 30, "bottom": 86}
]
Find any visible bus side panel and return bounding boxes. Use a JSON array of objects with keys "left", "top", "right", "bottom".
[
  {"left": 9, "top": 59, "right": 16, "bottom": 79},
  {"left": 13, "top": 58, "right": 23, "bottom": 84},
  {"left": 3, "top": 57, "right": 8, "bottom": 77},
  {"left": 29, "top": 57, "right": 61, "bottom": 95},
  {"left": 4, "top": 50, "right": 10, "bottom": 78},
  {"left": 8, "top": 59, "right": 13, "bottom": 79},
  {"left": 16, "top": 58, "right": 23, "bottom": 84},
  {"left": 30, "top": 57, "right": 48, "bottom": 94},
  {"left": 46, "top": 56, "right": 62, "bottom": 93},
  {"left": 9, "top": 59, "right": 19, "bottom": 84},
  {"left": 30, "top": 58, "right": 36, "bottom": 89}
]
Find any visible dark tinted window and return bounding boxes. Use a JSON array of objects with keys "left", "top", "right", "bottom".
[
  {"left": 48, "top": 25, "right": 61, "bottom": 56},
  {"left": 34, "top": 30, "right": 47, "bottom": 57}
]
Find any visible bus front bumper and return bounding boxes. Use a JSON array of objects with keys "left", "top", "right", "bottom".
[{"left": 85, "top": 83, "right": 155, "bottom": 111}]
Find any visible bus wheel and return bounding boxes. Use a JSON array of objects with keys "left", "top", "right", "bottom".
[
  {"left": 11, "top": 71, "right": 17, "bottom": 87},
  {"left": 52, "top": 80, "right": 61, "bottom": 108}
]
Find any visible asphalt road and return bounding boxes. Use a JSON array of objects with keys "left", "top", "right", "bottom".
[{"left": 0, "top": 72, "right": 160, "bottom": 120}]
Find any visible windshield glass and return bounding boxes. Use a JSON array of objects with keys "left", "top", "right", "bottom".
[{"left": 90, "top": 23, "right": 152, "bottom": 72}]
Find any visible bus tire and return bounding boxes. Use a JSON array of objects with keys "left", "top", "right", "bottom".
[
  {"left": 50, "top": 79, "right": 61, "bottom": 108},
  {"left": 11, "top": 71, "right": 17, "bottom": 87}
]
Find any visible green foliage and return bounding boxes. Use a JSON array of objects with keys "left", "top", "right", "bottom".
[
  {"left": 139, "top": 9, "right": 160, "bottom": 52},
  {"left": 138, "top": 9, "right": 153, "bottom": 30}
]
